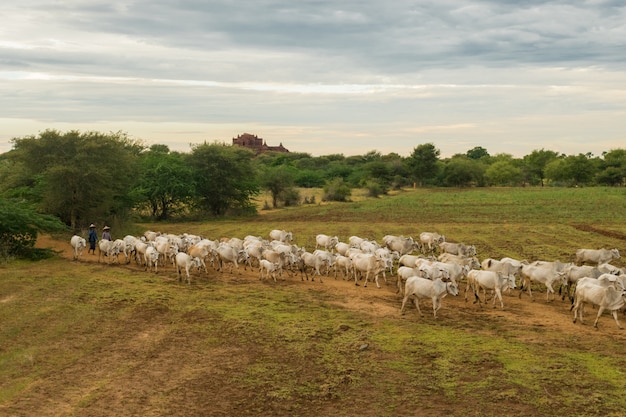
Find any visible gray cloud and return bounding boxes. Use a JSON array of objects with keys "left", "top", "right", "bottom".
[{"left": 1, "top": 0, "right": 625, "bottom": 156}]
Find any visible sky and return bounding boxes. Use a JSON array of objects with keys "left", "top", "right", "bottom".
[{"left": 1, "top": 0, "right": 625, "bottom": 158}]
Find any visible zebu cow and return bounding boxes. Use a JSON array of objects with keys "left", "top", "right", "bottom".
[
  {"left": 419, "top": 232, "right": 445, "bottom": 254},
  {"left": 519, "top": 260, "right": 570, "bottom": 301},
  {"left": 481, "top": 258, "right": 522, "bottom": 293},
  {"left": 187, "top": 244, "right": 212, "bottom": 274},
  {"left": 401, "top": 276, "right": 459, "bottom": 318},
  {"left": 382, "top": 235, "right": 417, "bottom": 256},
  {"left": 216, "top": 243, "right": 248, "bottom": 274},
  {"left": 439, "top": 242, "right": 476, "bottom": 257},
  {"left": 269, "top": 229, "right": 293, "bottom": 243},
  {"left": 348, "top": 235, "right": 366, "bottom": 248},
  {"left": 575, "top": 248, "right": 620, "bottom": 266},
  {"left": 572, "top": 275, "right": 626, "bottom": 329},
  {"left": 465, "top": 270, "right": 513, "bottom": 310},
  {"left": 144, "top": 246, "right": 159, "bottom": 273},
  {"left": 300, "top": 251, "right": 330, "bottom": 282},
  {"left": 315, "top": 234, "right": 339, "bottom": 252},
  {"left": 175, "top": 252, "right": 202, "bottom": 284},
  {"left": 558, "top": 264, "right": 604, "bottom": 301},
  {"left": 98, "top": 239, "right": 119, "bottom": 264},
  {"left": 70, "top": 235, "right": 86, "bottom": 260},
  {"left": 334, "top": 242, "right": 351, "bottom": 256},
  {"left": 396, "top": 266, "right": 421, "bottom": 295},
  {"left": 333, "top": 255, "right": 353, "bottom": 280},
  {"left": 440, "top": 253, "right": 481, "bottom": 270},
  {"left": 351, "top": 253, "right": 385, "bottom": 288},
  {"left": 398, "top": 254, "right": 431, "bottom": 268},
  {"left": 259, "top": 259, "right": 283, "bottom": 282}
]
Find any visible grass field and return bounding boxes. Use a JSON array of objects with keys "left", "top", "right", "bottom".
[{"left": 1, "top": 187, "right": 626, "bottom": 417}]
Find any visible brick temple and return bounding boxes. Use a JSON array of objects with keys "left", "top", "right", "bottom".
[{"left": 232, "top": 133, "right": 289, "bottom": 153}]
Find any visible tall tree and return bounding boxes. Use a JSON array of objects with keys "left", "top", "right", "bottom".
[
  {"left": 523, "top": 149, "right": 559, "bottom": 186},
  {"left": 4, "top": 130, "right": 143, "bottom": 229},
  {"left": 466, "top": 146, "right": 490, "bottom": 160},
  {"left": 407, "top": 143, "right": 440, "bottom": 186},
  {"left": 262, "top": 165, "right": 297, "bottom": 208},
  {"left": 188, "top": 142, "right": 259, "bottom": 216},
  {"left": 135, "top": 145, "right": 195, "bottom": 220}
]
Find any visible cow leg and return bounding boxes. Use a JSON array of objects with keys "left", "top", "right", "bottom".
[
  {"left": 432, "top": 297, "right": 441, "bottom": 318},
  {"left": 400, "top": 295, "right": 410, "bottom": 314},
  {"left": 610, "top": 310, "right": 623, "bottom": 330},
  {"left": 593, "top": 306, "right": 606, "bottom": 329},
  {"left": 414, "top": 297, "right": 423, "bottom": 316}
]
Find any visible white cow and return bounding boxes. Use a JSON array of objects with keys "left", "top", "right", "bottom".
[
  {"left": 439, "top": 242, "right": 476, "bottom": 257},
  {"left": 269, "top": 229, "right": 293, "bottom": 243},
  {"left": 144, "top": 246, "right": 159, "bottom": 273},
  {"left": 558, "top": 264, "right": 604, "bottom": 301},
  {"left": 431, "top": 261, "right": 469, "bottom": 286},
  {"left": 396, "top": 266, "right": 421, "bottom": 295},
  {"left": 351, "top": 253, "right": 385, "bottom": 288},
  {"left": 575, "top": 248, "right": 620, "bottom": 266},
  {"left": 519, "top": 260, "right": 570, "bottom": 301},
  {"left": 313, "top": 250, "right": 335, "bottom": 276},
  {"left": 481, "top": 258, "right": 521, "bottom": 294},
  {"left": 417, "top": 263, "right": 450, "bottom": 282},
  {"left": 419, "top": 232, "right": 445, "bottom": 254},
  {"left": 70, "top": 235, "right": 86, "bottom": 260},
  {"left": 259, "top": 259, "right": 282, "bottom": 282},
  {"left": 187, "top": 244, "right": 212, "bottom": 274},
  {"left": 348, "top": 235, "right": 366, "bottom": 248},
  {"left": 315, "top": 234, "right": 339, "bottom": 252},
  {"left": 216, "top": 243, "right": 248, "bottom": 274},
  {"left": 300, "top": 251, "right": 329, "bottom": 282},
  {"left": 466, "top": 270, "right": 511, "bottom": 310},
  {"left": 382, "top": 235, "right": 417, "bottom": 256},
  {"left": 155, "top": 238, "right": 178, "bottom": 268},
  {"left": 175, "top": 252, "right": 202, "bottom": 284},
  {"left": 440, "top": 253, "right": 481, "bottom": 270},
  {"left": 98, "top": 239, "right": 119, "bottom": 264},
  {"left": 400, "top": 276, "right": 459, "bottom": 318},
  {"left": 333, "top": 255, "right": 353, "bottom": 280},
  {"left": 572, "top": 275, "right": 626, "bottom": 329},
  {"left": 133, "top": 239, "right": 149, "bottom": 266},
  {"left": 398, "top": 254, "right": 430, "bottom": 268},
  {"left": 334, "top": 242, "right": 351, "bottom": 256}
]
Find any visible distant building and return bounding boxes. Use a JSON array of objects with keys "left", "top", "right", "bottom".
[{"left": 232, "top": 133, "right": 289, "bottom": 154}]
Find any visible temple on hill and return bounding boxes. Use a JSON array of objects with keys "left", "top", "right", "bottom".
[{"left": 232, "top": 133, "right": 289, "bottom": 153}]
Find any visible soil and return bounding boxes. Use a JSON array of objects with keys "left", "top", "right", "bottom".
[{"left": 10, "top": 235, "right": 626, "bottom": 417}]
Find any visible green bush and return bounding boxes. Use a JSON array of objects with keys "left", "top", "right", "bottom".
[{"left": 322, "top": 178, "right": 351, "bottom": 202}]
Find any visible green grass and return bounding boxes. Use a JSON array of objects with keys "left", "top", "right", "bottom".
[{"left": 2, "top": 186, "right": 626, "bottom": 416}]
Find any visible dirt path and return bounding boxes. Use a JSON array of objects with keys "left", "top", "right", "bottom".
[{"left": 45, "top": 235, "right": 626, "bottom": 342}]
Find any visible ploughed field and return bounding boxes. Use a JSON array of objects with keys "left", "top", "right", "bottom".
[{"left": 2, "top": 187, "right": 626, "bottom": 417}]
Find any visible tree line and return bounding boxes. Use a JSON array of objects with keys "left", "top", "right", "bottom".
[{"left": 0, "top": 129, "right": 625, "bottom": 257}]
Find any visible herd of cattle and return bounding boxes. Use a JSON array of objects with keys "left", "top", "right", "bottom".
[{"left": 69, "top": 231, "right": 625, "bottom": 330}]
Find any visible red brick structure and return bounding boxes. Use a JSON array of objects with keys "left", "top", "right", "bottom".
[{"left": 232, "top": 133, "right": 289, "bottom": 154}]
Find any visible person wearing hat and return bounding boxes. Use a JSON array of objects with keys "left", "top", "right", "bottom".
[
  {"left": 88, "top": 224, "right": 98, "bottom": 254},
  {"left": 102, "top": 226, "right": 112, "bottom": 241}
]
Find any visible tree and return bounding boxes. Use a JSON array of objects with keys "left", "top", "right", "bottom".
[
  {"left": 407, "top": 143, "right": 440, "bottom": 186},
  {"left": 0, "top": 198, "right": 66, "bottom": 260},
  {"left": 3, "top": 130, "right": 143, "bottom": 230},
  {"left": 485, "top": 161, "right": 524, "bottom": 186},
  {"left": 466, "top": 146, "right": 490, "bottom": 160},
  {"left": 188, "top": 142, "right": 259, "bottom": 216},
  {"left": 597, "top": 149, "right": 626, "bottom": 186},
  {"left": 322, "top": 178, "right": 351, "bottom": 202},
  {"left": 441, "top": 157, "right": 485, "bottom": 187},
  {"left": 262, "top": 165, "right": 296, "bottom": 208},
  {"left": 135, "top": 145, "right": 195, "bottom": 220},
  {"left": 523, "top": 149, "right": 559, "bottom": 186}
]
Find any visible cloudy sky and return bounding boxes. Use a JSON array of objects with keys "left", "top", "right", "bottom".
[{"left": 1, "top": 1, "right": 625, "bottom": 158}]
